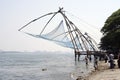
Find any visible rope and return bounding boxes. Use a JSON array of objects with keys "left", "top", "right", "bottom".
[{"left": 66, "top": 11, "right": 100, "bottom": 31}]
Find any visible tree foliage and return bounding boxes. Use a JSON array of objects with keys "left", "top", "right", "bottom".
[{"left": 100, "top": 9, "right": 120, "bottom": 54}]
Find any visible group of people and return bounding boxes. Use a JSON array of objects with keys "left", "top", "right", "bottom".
[
  {"left": 84, "top": 55, "right": 98, "bottom": 70},
  {"left": 84, "top": 52, "right": 120, "bottom": 70},
  {"left": 104, "top": 52, "right": 120, "bottom": 69}
]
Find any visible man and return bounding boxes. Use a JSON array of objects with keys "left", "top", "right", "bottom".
[{"left": 109, "top": 53, "right": 115, "bottom": 69}]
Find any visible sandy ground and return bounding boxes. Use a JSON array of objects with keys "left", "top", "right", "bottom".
[
  {"left": 76, "top": 60, "right": 120, "bottom": 80},
  {"left": 88, "top": 69, "right": 120, "bottom": 80},
  {"left": 86, "top": 60, "right": 120, "bottom": 80}
]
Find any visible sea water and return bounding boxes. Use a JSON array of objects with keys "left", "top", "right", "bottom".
[{"left": 0, "top": 51, "right": 94, "bottom": 80}]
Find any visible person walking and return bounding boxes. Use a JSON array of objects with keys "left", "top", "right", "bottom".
[
  {"left": 94, "top": 56, "right": 98, "bottom": 70},
  {"left": 85, "top": 56, "right": 89, "bottom": 65},
  {"left": 117, "top": 53, "right": 120, "bottom": 68},
  {"left": 109, "top": 53, "right": 115, "bottom": 69}
]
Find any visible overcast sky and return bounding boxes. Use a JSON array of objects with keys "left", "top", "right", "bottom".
[{"left": 0, "top": 0, "right": 120, "bottom": 52}]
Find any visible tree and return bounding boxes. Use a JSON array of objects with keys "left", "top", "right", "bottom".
[{"left": 100, "top": 9, "right": 120, "bottom": 55}]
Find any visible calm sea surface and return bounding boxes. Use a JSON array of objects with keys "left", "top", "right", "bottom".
[{"left": 0, "top": 52, "right": 94, "bottom": 80}]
